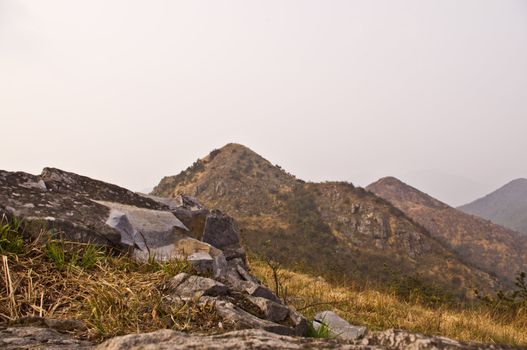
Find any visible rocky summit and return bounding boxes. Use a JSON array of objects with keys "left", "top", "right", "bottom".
[{"left": 458, "top": 178, "right": 527, "bottom": 236}]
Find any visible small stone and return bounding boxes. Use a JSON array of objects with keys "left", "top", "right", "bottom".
[
  {"left": 247, "top": 296, "right": 290, "bottom": 323},
  {"left": 168, "top": 273, "right": 228, "bottom": 299},
  {"left": 314, "top": 311, "right": 367, "bottom": 341}
]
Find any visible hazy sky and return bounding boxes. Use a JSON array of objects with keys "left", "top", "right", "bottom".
[{"left": 1, "top": 0, "right": 526, "bottom": 206}]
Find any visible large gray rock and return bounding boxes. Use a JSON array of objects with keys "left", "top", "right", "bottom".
[
  {"left": 95, "top": 200, "right": 190, "bottom": 260},
  {"left": 0, "top": 168, "right": 170, "bottom": 248},
  {"left": 202, "top": 211, "right": 245, "bottom": 261},
  {"left": 314, "top": 311, "right": 368, "bottom": 341}
]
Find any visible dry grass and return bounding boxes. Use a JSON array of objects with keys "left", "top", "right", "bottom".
[
  {"left": 250, "top": 260, "right": 527, "bottom": 346},
  {"left": 0, "top": 220, "right": 225, "bottom": 341}
]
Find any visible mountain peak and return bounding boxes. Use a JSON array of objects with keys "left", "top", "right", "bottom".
[
  {"left": 372, "top": 176, "right": 406, "bottom": 186},
  {"left": 458, "top": 178, "right": 527, "bottom": 235},
  {"left": 203, "top": 143, "right": 271, "bottom": 166},
  {"left": 367, "top": 176, "right": 449, "bottom": 210},
  {"left": 503, "top": 178, "right": 527, "bottom": 189},
  {"left": 213, "top": 143, "right": 255, "bottom": 155}
]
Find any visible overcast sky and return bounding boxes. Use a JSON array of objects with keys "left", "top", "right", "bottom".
[{"left": 1, "top": 0, "right": 526, "bottom": 206}]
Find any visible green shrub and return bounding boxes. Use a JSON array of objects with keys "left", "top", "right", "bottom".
[
  {"left": 0, "top": 216, "right": 25, "bottom": 254},
  {"left": 46, "top": 241, "right": 67, "bottom": 270},
  {"left": 80, "top": 243, "right": 104, "bottom": 269},
  {"left": 307, "top": 320, "right": 333, "bottom": 338}
]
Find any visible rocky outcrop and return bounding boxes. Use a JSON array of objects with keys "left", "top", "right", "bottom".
[{"left": 0, "top": 167, "right": 304, "bottom": 336}]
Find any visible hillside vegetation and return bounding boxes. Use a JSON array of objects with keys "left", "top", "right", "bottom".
[
  {"left": 367, "top": 177, "right": 527, "bottom": 287},
  {"left": 153, "top": 143, "right": 497, "bottom": 299},
  {"left": 250, "top": 259, "right": 527, "bottom": 346},
  {"left": 0, "top": 217, "right": 223, "bottom": 341}
]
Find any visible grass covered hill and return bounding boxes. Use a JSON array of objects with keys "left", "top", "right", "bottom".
[{"left": 153, "top": 143, "right": 497, "bottom": 299}]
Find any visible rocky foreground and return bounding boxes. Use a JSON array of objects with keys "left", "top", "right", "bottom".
[{"left": 0, "top": 168, "right": 520, "bottom": 349}]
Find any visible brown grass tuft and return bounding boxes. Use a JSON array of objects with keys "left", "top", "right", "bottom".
[{"left": 0, "top": 219, "right": 225, "bottom": 341}]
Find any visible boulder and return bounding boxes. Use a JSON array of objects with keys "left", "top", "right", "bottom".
[
  {"left": 95, "top": 200, "right": 189, "bottom": 260},
  {"left": 314, "top": 311, "right": 367, "bottom": 341},
  {"left": 202, "top": 211, "right": 245, "bottom": 261}
]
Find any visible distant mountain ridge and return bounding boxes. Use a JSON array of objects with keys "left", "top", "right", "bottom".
[
  {"left": 366, "top": 177, "right": 527, "bottom": 287},
  {"left": 153, "top": 143, "right": 498, "bottom": 298},
  {"left": 458, "top": 178, "right": 527, "bottom": 235}
]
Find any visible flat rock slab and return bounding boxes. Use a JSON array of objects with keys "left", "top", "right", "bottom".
[
  {"left": 95, "top": 328, "right": 378, "bottom": 350},
  {"left": 96, "top": 200, "right": 188, "bottom": 256}
]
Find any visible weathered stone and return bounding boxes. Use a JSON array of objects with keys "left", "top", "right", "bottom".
[
  {"left": 315, "top": 311, "right": 368, "bottom": 341},
  {"left": 288, "top": 308, "right": 309, "bottom": 336},
  {"left": 361, "top": 328, "right": 516, "bottom": 349},
  {"left": 187, "top": 251, "right": 215, "bottom": 273},
  {"left": 202, "top": 211, "right": 244, "bottom": 259},
  {"left": 41, "top": 168, "right": 164, "bottom": 209},
  {"left": 95, "top": 328, "right": 374, "bottom": 350},
  {"left": 205, "top": 297, "right": 295, "bottom": 336},
  {"left": 247, "top": 296, "right": 290, "bottom": 323},
  {"left": 96, "top": 200, "right": 189, "bottom": 260},
  {"left": 139, "top": 194, "right": 185, "bottom": 210},
  {"left": 0, "top": 326, "right": 93, "bottom": 349},
  {"left": 168, "top": 273, "right": 228, "bottom": 299},
  {"left": 244, "top": 281, "right": 282, "bottom": 304},
  {"left": 0, "top": 168, "right": 170, "bottom": 249},
  {"left": 173, "top": 238, "right": 228, "bottom": 277}
]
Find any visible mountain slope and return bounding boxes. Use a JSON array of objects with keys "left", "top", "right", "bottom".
[
  {"left": 153, "top": 144, "right": 497, "bottom": 297},
  {"left": 366, "top": 177, "right": 527, "bottom": 286},
  {"left": 458, "top": 178, "right": 527, "bottom": 235}
]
